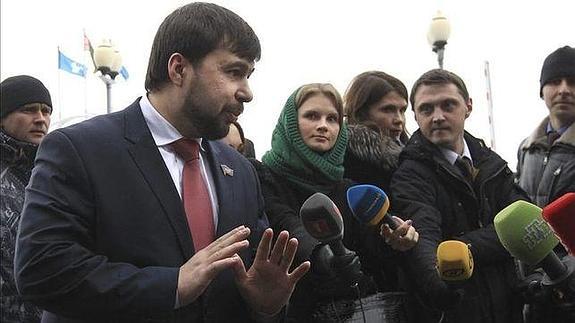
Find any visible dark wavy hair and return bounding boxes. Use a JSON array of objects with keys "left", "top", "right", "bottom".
[
  {"left": 344, "top": 71, "right": 408, "bottom": 125},
  {"left": 145, "top": 2, "right": 261, "bottom": 92}
]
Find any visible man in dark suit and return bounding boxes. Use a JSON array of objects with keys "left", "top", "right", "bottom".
[{"left": 14, "top": 3, "right": 309, "bottom": 322}]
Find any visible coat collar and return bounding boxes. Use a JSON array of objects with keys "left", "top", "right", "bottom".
[{"left": 521, "top": 117, "right": 575, "bottom": 150}]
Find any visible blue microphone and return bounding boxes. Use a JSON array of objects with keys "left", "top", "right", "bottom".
[{"left": 346, "top": 184, "right": 399, "bottom": 230}]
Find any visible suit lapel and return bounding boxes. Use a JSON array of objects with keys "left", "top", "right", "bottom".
[
  {"left": 123, "top": 101, "right": 194, "bottom": 258},
  {"left": 203, "top": 141, "right": 239, "bottom": 237}
]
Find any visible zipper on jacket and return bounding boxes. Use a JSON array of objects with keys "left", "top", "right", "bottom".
[{"left": 544, "top": 166, "right": 562, "bottom": 206}]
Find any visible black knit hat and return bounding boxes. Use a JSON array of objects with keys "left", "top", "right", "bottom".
[
  {"left": 540, "top": 46, "right": 575, "bottom": 97},
  {"left": 1, "top": 75, "right": 52, "bottom": 118}
]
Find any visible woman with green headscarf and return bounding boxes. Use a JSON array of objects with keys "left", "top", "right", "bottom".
[{"left": 252, "top": 83, "right": 417, "bottom": 322}]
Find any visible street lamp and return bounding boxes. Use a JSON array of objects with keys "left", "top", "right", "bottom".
[
  {"left": 427, "top": 11, "right": 451, "bottom": 69},
  {"left": 93, "top": 39, "right": 122, "bottom": 114}
]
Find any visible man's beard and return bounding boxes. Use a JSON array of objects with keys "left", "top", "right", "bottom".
[{"left": 182, "top": 88, "right": 238, "bottom": 140}]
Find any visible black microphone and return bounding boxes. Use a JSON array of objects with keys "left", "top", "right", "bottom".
[{"left": 300, "top": 192, "right": 362, "bottom": 286}]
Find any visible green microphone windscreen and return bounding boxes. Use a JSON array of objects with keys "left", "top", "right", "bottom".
[{"left": 494, "top": 200, "right": 559, "bottom": 265}]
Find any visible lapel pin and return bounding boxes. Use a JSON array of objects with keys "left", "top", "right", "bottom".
[{"left": 220, "top": 164, "right": 234, "bottom": 177}]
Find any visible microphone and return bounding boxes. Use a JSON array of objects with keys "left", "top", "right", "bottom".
[
  {"left": 543, "top": 192, "right": 575, "bottom": 255},
  {"left": 300, "top": 192, "right": 345, "bottom": 255},
  {"left": 300, "top": 192, "right": 362, "bottom": 285},
  {"left": 346, "top": 184, "right": 399, "bottom": 231},
  {"left": 494, "top": 200, "right": 570, "bottom": 283},
  {"left": 436, "top": 240, "right": 474, "bottom": 282}
]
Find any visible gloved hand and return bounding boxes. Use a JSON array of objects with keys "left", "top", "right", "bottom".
[
  {"left": 309, "top": 244, "right": 363, "bottom": 298},
  {"left": 515, "top": 268, "right": 550, "bottom": 304}
]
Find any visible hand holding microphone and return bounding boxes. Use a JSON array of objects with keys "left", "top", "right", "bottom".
[
  {"left": 300, "top": 192, "right": 362, "bottom": 287},
  {"left": 347, "top": 184, "right": 418, "bottom": 251},
  {"left": 434, "top": 240, "right": 474, "bottom": 304},
  {"left": 494, "top": 200, "right": 575, "bottom": 301}
]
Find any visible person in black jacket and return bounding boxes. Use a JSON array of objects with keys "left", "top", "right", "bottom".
[
  {"left": 1, "top": 75, "right": 52, "bottom": 323},
  {"left": 343, "top": 71, "right": 409, "bottom": 192},
  {"left": 391, "top": 69, "right": 528, "bottom": 323},
  {"left": 253, "top": 83, "right": 418, "bottom": 322}
]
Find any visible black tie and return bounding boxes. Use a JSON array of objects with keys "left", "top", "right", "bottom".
[
  {"left": 455, "top": 156, "right": 474, "bottom": 183},
  {"left": 548, "top": 131, "right": 560, "bottom": 146}
]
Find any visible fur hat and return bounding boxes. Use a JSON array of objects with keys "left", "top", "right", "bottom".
[
  {"left": 540, "top": 46, "right": 575, "bottom": 97},
  {"left": 1, "top": 75, "right": 52, "bottom": 118}
]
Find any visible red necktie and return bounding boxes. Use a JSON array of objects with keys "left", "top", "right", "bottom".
[{"left": 170, "top": 139, "right": 215, "bottom": 251}]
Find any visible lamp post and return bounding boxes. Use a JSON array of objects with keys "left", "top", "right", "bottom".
[
  {"left": 93, "top": 39, "right": 122, "bottom": 114},
  {"left": 427, "top": 11, "right": 451, "bottom": 69}
]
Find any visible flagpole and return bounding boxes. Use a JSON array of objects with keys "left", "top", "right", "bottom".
[
  {"left": 82, "top": 29, "right": 88, "bottom": 117},
  {"left": 484, "top": 61, "right": 496, "bottom": 151},
  {"left": 57, "top": 46, "right": 62, "bottom": 123}
]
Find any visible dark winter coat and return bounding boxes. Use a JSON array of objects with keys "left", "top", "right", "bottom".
[
  {"left": 517, "top": 117, "right": 575, "bottom": 207},
  {"left": 390, "top": 130, "right": 527, "bottom": 323},
  {"left": 343, "top": 124, "right": 409, "bottom": 293},
  {"left": 0, "top": 130, "right": 42, "bottom": 323},
  {"left": 344, "top": 124, "right": 402, "bottom": 192},
  {"left": 251, "top": 160, "right": 408, "bottom": 322}
]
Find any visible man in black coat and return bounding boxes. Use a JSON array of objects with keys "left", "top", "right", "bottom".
[
  {"left": 1, "top": 75, "right": 52, "bottom": 323},
  {"left": 14, "top": 3, "right": 308, "bottom": 322},
  {"left": 391, "top": 69, "right": 527, "bottom": 323}
]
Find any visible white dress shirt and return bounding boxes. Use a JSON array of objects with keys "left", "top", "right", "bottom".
[
  {"left": 139, "top": 94, "right": 219, "bottom": 229},
  {"left": 440, "top": 138, "right": 473, "bottom": 166}
]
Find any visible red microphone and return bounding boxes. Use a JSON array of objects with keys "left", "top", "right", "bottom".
[{"left": 542, "top": 192, "right": 575, "bottom": 255}]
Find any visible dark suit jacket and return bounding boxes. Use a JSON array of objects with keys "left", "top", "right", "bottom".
[{"left": 15, "top": 100, "right": 268, "bottom": 322}]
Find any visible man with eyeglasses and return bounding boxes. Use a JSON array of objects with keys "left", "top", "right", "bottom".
[{"left": 1, "top": 75, "right": 52, "bottom": 323}]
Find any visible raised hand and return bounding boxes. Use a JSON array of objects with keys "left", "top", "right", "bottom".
[
  {"left": 177, "top": 225, "right": 251, "bottom": 306},
  {"left": 233, "top": 228, "right": 310, "bottom": 316},
  {"left": 380, "top": 216, "right": 419, "bottom": 251}
]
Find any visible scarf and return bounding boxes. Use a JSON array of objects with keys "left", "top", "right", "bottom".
[{"left": 262, "top": 88, "right": 348, "bottom": 195}]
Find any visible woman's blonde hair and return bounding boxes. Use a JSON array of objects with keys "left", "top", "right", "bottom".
[{"left": 295, "top": 83, "right": 344, "bottom": 125}]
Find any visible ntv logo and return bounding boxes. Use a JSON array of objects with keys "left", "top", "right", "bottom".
[{"left": 522, "top": 218, "right": 553, "bottom": 250}]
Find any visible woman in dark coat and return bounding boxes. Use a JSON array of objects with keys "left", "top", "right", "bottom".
[
  {"left": 343, "top": 71, "right": 409, "bottom": 192},
  {"left": 252, "top": 83, "right": 418, "bottom": 322}
]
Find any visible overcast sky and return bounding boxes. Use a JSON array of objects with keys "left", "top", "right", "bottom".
[{"left": 2, "top": 0, "right": 574, "bottom": 170}]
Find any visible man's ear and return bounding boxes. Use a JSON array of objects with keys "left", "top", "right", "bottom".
[
  {"left": 465, "top": 97, "right": 473, "bottom": 118},
  {"left": 167, "top": 53, "right": 189, "bottom": 87}
]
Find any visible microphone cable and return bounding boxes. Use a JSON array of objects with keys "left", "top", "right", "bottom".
[
  {"left": 438, "top": 311, "right": 445, "bottom": 323},
  {"left": 326, "top": 282, "right": 367, "bottom": 323},
  {"left": 352, "top": 282, "right": 367, "bottom": 323},
  {"left": 329, "top": 299, "right": 343, "bottom": 323}
]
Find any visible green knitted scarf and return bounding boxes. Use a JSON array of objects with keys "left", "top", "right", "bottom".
[{"left": 261, "top": 88, "right": 348, "bottom": 195}]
